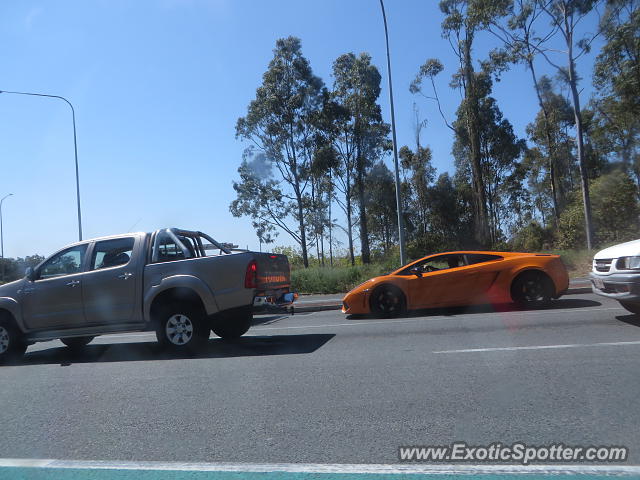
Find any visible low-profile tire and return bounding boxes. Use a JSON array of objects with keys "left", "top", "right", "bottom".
[
  {"left": 620, "top": 301, "right": 640, "bottom": 314},
  {"left": 211, "top": 307, "right": 252, "bottom": 339},
  {"left": 369, "top": 285, "right": 406, "bottom": 317},
  {"left": 511, "top": 271, "right": 553, "bottom": 307},
  {"left": 0, "top": 319, "right": 27, "bottom": 365},
  {"left": 61, "top": 336, "right": 95, "bottom": 350},
  {"left": 155, "top": 303, "right": 210, "bottom": 351}
]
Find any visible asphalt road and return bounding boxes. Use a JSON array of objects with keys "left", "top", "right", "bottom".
[{"left": 1, "top": 292, "right": 639, "bottom": 465}]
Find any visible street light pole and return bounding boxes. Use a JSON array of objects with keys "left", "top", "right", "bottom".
[
  {"left": 0, "top": 90, "right": 83, "bottom": 241},
  {"left": 379, "top": 0, "right": 406, "bottom": 266},
  {"left": 0, "top": 193, "right": 13, "bottom": 283}
]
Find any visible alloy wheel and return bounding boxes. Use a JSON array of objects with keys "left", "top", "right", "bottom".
[
  {"left": 165, "top": 314, "right": 194, "bottom": 346},
  {"left": 0, "top": 326, "right": 9, "bottom": 354}
]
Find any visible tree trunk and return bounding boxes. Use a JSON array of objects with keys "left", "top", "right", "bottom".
[
  {"left": 345, "top": 169, "right": 355, "bottom": 266},
  {"left": 462, "top": 32, "right": 490, "bottom": 246},
  {"left": 357, "top": 179, "right": 370, "bottom": 264},
  {"left": 527, "top": 57, "right": 560, "bottom": 224},
  {"left": 567, "top": 24, "right": 594, "bottom": 250},
  {"left": 346, "top": 197, "right": 354, "bottom": 266},
  {"left": 289, "top": 131, "right": 309, "bottom": 267},
  {"left": 297, "top": 199, "right": 309, "bottom": 268},
  {"left": 356, "top": 143, "right": 371, "bottom": 264},
  {"left": 328, "top": 180, "right": 334, "bottom": 267}
]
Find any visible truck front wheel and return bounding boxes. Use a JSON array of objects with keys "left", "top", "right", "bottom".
[
  {"left": 155, "top": 304, "right": 210, "bottom": 351},
  {"left": 211, "top": 306, "right": 252, "bottom": 339},
  {"left": 0, "top": 318, "right": 26, "bottom": 364}
]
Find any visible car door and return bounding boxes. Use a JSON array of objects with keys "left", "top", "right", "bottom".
[
  {"left": 461, "top": 254, "right": 503, "bottom": 303},
  {"left": 20, "top": 244, "right": 88, "bottom": 330},
  {"left": 81, "top": 236, "right": 139, "bottom": 326},
  {"left": 404, "top": 253, "right": 499, "bottom": 308},
  {"left": 404, "top": 254, "right": 466, "bottom": 308}
]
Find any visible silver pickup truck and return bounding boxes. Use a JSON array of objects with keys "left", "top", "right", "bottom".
[{"left": 0, "top": 228, "right": 294, "bottom": 362}]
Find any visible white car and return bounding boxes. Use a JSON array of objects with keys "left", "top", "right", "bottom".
[{"left": 590, "top": 239, "right": 640, "bottom": 313}]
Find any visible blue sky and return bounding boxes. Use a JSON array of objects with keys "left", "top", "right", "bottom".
[{"left": 0, "top": 0, "right": 602, "bottom": 259}]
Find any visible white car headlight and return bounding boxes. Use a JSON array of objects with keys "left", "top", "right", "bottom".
[{"left": 620, "top": 256, "right": 640, "bottom": 270}]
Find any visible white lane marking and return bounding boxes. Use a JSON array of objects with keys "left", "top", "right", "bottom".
[
  {"left": 252, "top": 306, "right": 623, "bottom": 332},
  {"left": 434, "top": 340, "right": 640, "bottom": 354},
  {"left": 0, "top": 458, "right": 639, "bottom": 475}
]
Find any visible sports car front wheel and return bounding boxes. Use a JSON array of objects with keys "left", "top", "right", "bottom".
[{"left": 370, "top": 286, "right": 406, "bottom": 317}]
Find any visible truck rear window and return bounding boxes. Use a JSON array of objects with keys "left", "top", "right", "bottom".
[{"left": 155, "top": 232, "right": 195, "bottom": 262}]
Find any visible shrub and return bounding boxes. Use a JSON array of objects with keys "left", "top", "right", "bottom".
[
  {"left": 557, "top": 170, "right": 640, "bottom": 249},
  {"left": 511, "top": 222, "right": 553, "bottom": 251},
  {"left": 291, "top": 261, "right": 399, "bottom": 294}
]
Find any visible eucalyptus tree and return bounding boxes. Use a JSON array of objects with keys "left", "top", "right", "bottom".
[
  {"left": 525, "top": 76, "right": 578, "bottom": 210},
  {"left": 488, "top": 0, "right": 567, "bottom": 222},
  {"left": 412, "top": 0, "right": 512, "bottom": 246},
  {"left": 535, "top": 0, "right": 602, "bottom": 249},
  {"left": 451, "top": 75, "right": 526, "bottom": 244},
  {"left": 366, "top": 162, "right": 398, "bottom": 255},
  {"left": 329, "top": 52, "right": 389, "bottom": 265},
  {"left": 591, "top": 0, "right": 640, "bottom": 189},
  {"left": 232, "top": 37, "right": 324, "bottom": 267},
  {"left": 399, "top": 145, "right": 436, "bottom": 241},
  {"left": 594, "top": 0, "right": 640, "bottom": 115}
]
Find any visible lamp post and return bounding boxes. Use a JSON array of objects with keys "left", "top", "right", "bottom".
[
  {"left": 1, "top": 193, "right": 13, "bottom": 283},
  {"left": 0, "top": 90, "right": 83, "bottom": 241},
  {"left": 379, "top": 0, "right": 406, "bottom": 266}
]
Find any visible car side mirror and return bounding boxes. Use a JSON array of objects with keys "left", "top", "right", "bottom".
[
  {"left": 409, "top": 267, "right": 422, "bottom": 277},
  {"left": 25, "top": 267, "right": 35, "bottom": 281}
]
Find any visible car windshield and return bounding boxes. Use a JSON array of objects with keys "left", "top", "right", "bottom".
[{"left": 1, "top": 1, "right": 638, "bottom": 479}]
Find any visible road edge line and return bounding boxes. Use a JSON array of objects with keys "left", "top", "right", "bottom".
[{"left": 0, "top": 459, "right": 639, "bottom": 475}]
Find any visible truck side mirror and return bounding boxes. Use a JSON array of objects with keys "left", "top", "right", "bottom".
[{"left": 25, "top": 267, "right": 35, "bottom": 281}]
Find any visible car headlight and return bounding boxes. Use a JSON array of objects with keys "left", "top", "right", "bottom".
[{"left": 619, "top": 256, "right": 640, "bottom": 270}]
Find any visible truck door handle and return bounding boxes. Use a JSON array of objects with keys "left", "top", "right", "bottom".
[
  {"left": 66, "top": 280, "right": 80, "bottom": 287},
  {"left": 118, "top": 272, "right": 133, "bottom": 280}
]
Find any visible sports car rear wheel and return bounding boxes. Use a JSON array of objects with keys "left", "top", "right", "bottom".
[
  {"left": 370, "top": 286, "right": 406, "bottom": 317},
  {"left": 511, "top": 271, "right": 553, "bottom": 306}
]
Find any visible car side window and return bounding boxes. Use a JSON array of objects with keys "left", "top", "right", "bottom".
[
  {"left": 408, "top": 254, "right": 467, "bottom": 274},
  {"left": 91, "top": 238, "right": 135, "bottom": 270},
  {"left": 37, "top": 245, "right": 88, "bottom": 280},
  {"left": 419, "top": 256, "right": 451, "bottom": 271},
  {"left": 466, "top": 254, "right": 502, "bottom": 265}
]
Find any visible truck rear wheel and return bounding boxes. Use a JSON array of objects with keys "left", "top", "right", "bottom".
[
  {"left": 211, "top": 306, "right": 252, "bottom": 339},
  {"left": 61, "top": 336, "right": 95, "bottom": 350},
  {"left": 155, "top": 304, "right": 209, "bottom": 351},
  {"left": 0, "top": 318, "right": 26, "bottom": 364}
]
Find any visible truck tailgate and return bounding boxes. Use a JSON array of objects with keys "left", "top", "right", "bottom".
[{"left": 254, "top": 253, "right": 291, "bottom": 294}]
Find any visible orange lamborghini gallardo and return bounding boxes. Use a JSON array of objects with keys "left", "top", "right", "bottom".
[{"left": 341, "top": 251, "right": 569, "bottom": 316}]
